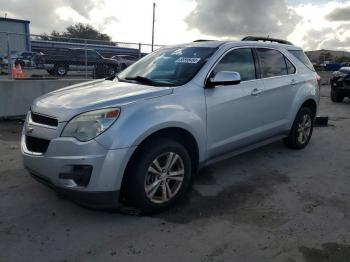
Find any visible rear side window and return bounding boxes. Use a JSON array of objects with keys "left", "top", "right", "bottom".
[
  {"left": 285, "top": 58, "right": 296, "bottom": 74},
  {"left": 257, "top": 48, "right": 288, "bottom": 78},
  {"left": 213, "top": 48, "right": 256, "bottom": 81},
  {"left": 289, "top": 50, "right": 315, "bottom": 71}
]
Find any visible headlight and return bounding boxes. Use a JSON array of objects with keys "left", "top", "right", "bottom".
[{"left": 61, "top": 108, "right": 120, "bottom": 141}]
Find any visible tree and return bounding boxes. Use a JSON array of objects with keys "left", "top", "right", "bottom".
[{"left": 40, "top": 23, "right": 112, "bottom": 43}]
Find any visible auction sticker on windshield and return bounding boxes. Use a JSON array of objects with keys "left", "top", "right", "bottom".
[{"left": 175, "top": 57, "right": 201, "bottom": 64}]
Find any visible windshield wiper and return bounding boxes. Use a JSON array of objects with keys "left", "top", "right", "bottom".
[{"left": 125, "top": 76, "right": 157, "bottom": 86}]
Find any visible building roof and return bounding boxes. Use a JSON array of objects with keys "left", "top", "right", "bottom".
[{"left": 0, "top": 17, "right": 30, "bottom": 24}]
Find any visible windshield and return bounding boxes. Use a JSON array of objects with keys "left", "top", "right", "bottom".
[{"left": 117, "top": 46, "right": 216, "bottom": 86}]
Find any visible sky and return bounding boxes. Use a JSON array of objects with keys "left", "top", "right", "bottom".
[{"left": 1, "top": 0, "right": 350, "bottom": 51}]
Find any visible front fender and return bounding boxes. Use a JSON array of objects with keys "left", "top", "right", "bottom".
[{"left": 95, "top": 92, "right": 207, "bottom": 162}]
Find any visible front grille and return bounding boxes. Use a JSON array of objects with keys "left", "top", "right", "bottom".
[
  {"left": 26, "top": 136, "right": 50, "bottom": 154},
  {"left": 31, "top": 112, "right": 58, "bottom": 127}
]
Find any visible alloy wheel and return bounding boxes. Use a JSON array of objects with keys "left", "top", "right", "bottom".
[
  {"left": 297, "top": 114, "right": 312, "bottom": 144},
  {"left": 144, "top": 152, "right": 185, "bottom": 204}
]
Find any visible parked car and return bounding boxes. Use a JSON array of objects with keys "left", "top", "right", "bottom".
[
  {"left": 15, "top": 51, "right": 45, "bottom": 68},
  {"left": 111, "top": 54, "right": 139, "bottom": 70},
  {"left": 0, "top": 56, "right": 4, "bottom": 74},
  {"left": 43, "top": 48, "right": 120, "bottom": 77},
  {"left": 21, "top": 37, "right": 320, "bottom": 213},
  {"left": 330, "top": 67, "right": 350, "bottom": 102},
  {"left": 2, "top": 52, "right": 19, "bottom": 67}
]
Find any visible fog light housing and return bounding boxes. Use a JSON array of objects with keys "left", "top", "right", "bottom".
[{"left": 59, "top": 165, "right": 93, "bottom": 187}]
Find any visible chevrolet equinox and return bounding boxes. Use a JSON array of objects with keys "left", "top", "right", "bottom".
[{"left": 21, "top": 37, "right": 320, "bottom": 213}]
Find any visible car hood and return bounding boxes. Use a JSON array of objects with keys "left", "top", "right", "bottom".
[{"left": 31, "top": 79, "right": 173, "bottom": 122}]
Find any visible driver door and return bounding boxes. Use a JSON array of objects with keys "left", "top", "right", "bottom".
[{"left": 205, "top": 48, "right": 266, "bottom": 159}]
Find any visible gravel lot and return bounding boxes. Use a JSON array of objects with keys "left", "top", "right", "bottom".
[{"left": 1, "top": 85, "right": 350, "bottom": 262}]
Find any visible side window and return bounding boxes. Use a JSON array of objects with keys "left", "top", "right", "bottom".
[
  {"left": 285, "top": 58, "right": 296, "bottom": 74},
  {"left": 257, "top": 48, "right": 288, "bottom": 78},
  {"left": 88, "top": 51, "right": 99, "bottom": 59},
  {"left": 212, "top": 48, "right": 256, "bottom": 81}
]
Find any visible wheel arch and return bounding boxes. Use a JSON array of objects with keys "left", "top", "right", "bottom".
[
  {"left": 119, "top": 126, "right": 200, "bottom": 201},
  {"left": 301, "top": 98, "right": 317, "bottom": 116}
]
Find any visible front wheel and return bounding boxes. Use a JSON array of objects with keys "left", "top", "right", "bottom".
[
  {"left": 107, "top": 66, "right": 117, "bottom": 76},
  {"left": 283, "top": 107, "right": 314, "bottom": 149},
  {"left": 126, "top": 138, "right": 192, "bottom": 214}
]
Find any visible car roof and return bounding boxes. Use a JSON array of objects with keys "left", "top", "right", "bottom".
[{"left": 169, "top": 40, "right": 303, "bottom": 51}]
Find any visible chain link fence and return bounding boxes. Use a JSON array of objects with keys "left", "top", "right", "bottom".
[{"left": 0, "top": 31, "right": 163, "bottom": 80}]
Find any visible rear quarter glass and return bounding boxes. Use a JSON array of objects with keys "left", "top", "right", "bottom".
[{"left": 289, "top": 50, "right": 315, "bottom": 71}]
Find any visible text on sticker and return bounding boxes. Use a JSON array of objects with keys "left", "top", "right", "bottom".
[{"left": 175, "top": 57, "right": 201, "bottom": 64}]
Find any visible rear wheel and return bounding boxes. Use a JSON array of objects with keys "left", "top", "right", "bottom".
[
  {"left": 126, "top": 137, "right": 192, "bottom": 214},
  {"left": 331, "top": 88, "right": 344, "bottom": 103},
  {"left": 54, "top": 64, "right": 68, "bottom": 77},
  {"left": 284, "top": 107, "right": 314, "bottom": 149}
]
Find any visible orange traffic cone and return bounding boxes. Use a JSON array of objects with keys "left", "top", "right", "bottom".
[
  {"left": 12, "top": 63, "right": 24, "bottom": 79},
  {"left": 11, "top": 64, "right": 17, "bottom": 79}
]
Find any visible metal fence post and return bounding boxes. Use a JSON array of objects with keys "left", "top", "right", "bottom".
[
  {"left": 85, "top": 39, "right": 88, "bottom": 79},
  {"left": 138, "top": 43, "right": 142, "bottom": 58},
  {"left": 6, "top": 33, "right": 12, "bottom": 79}
]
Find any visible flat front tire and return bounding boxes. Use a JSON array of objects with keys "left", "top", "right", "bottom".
[
  {"left": 126, "top": 137, "right": 192, "bottom": 214},
  {"left": 284, "top": 107, "right": 314, "bottom": 149}
]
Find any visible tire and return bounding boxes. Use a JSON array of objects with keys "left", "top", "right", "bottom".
[
  {"left": 46, "top": 69, "right": 55, "bottom": 75},
  {"left": 331, "top": 88, "right": 344, "bottom": 103},
  {"left": 121, "top": 63, "right": 127, "bottom": 70},
  {"left": 107, "top": 66, "right": 117, "bottom": 76},
  {"left": 283, "top": 107, "right": 314, "bottom": 149},
  {"left": 54, "top": 64, "right": 68, "bottom": 77},
  {"left": 126, "top": 137, "right": 192, "bottom": 214}
]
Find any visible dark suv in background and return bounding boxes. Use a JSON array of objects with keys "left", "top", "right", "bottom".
[
  {"left": 43, "top": 48, "right": 120, "bottom": 77},
  {"left": 330, "top": 67, "right": 350, "bottom": 102}
]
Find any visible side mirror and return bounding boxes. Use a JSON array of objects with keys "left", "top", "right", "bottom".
[{"left": 206, "top": 71, "right": 241, "bottom": 88}]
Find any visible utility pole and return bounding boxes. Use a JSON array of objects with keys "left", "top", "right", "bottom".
[{"left": 151, "top": 2, "right": 156, "bottom": 52}]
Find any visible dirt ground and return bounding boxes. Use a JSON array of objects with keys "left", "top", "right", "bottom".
[{"left": 1, "top": 85, "right": 350, "bottom": 262}]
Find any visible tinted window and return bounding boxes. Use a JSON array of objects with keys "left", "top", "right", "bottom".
[
  {"left": 289, "top": 50, "right": 315, "bottom": 71},
  {"left": 285, "top": 58, "right": 296, "bottom": 74},
  {"left": 213, "top": 48, "right": 256, "bottom": 81},
  {"left": 257, "top": 49, "right": 288, "bottom": 78},
  {"left": 87, "top": 50, "right": 99, "bottom": 59}
]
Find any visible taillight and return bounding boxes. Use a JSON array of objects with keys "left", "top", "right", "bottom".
[{"left": 316, "top": 74, "right": 321, "bottom": 89}]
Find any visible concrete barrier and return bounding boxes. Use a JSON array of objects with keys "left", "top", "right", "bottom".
[{"left": 0, "top": 79, "right": 88, "bottom": 118}]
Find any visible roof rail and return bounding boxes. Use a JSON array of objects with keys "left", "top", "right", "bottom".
[
  {"left": 241, "top": 36, "right": 293, "bottom": 45},
  {"left": 193, "top": 39, "right": 214, "bottom": 42}
]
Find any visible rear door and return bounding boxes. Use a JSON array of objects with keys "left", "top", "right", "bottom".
[{"left": 255, "top": 48, "right": 297, "bottom": 134}]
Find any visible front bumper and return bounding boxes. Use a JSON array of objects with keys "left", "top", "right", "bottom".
[
  {"left": 331, "top": 78, "right": 350, "bottom": 94},
  {"left": 30, "top": 172, "right": 120, "bottom": 209},
  {"left": 21, "top": 131, "right": 135, "bottom": 208}
]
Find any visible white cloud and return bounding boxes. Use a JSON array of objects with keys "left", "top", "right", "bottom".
[
  {"left": 288, "top": 1, "right": 350, "bottom": 50},
  {"left": 3, "top": 0, "right": 350, "bottom": 51}
]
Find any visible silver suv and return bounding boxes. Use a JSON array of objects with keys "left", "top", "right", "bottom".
[{"left": 21, "top": 37, "right": 320, "bottom": 213}]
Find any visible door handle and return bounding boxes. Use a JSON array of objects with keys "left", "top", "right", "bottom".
[{"left": 251, "top": 88, "right": 262, "bottom": 96}]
